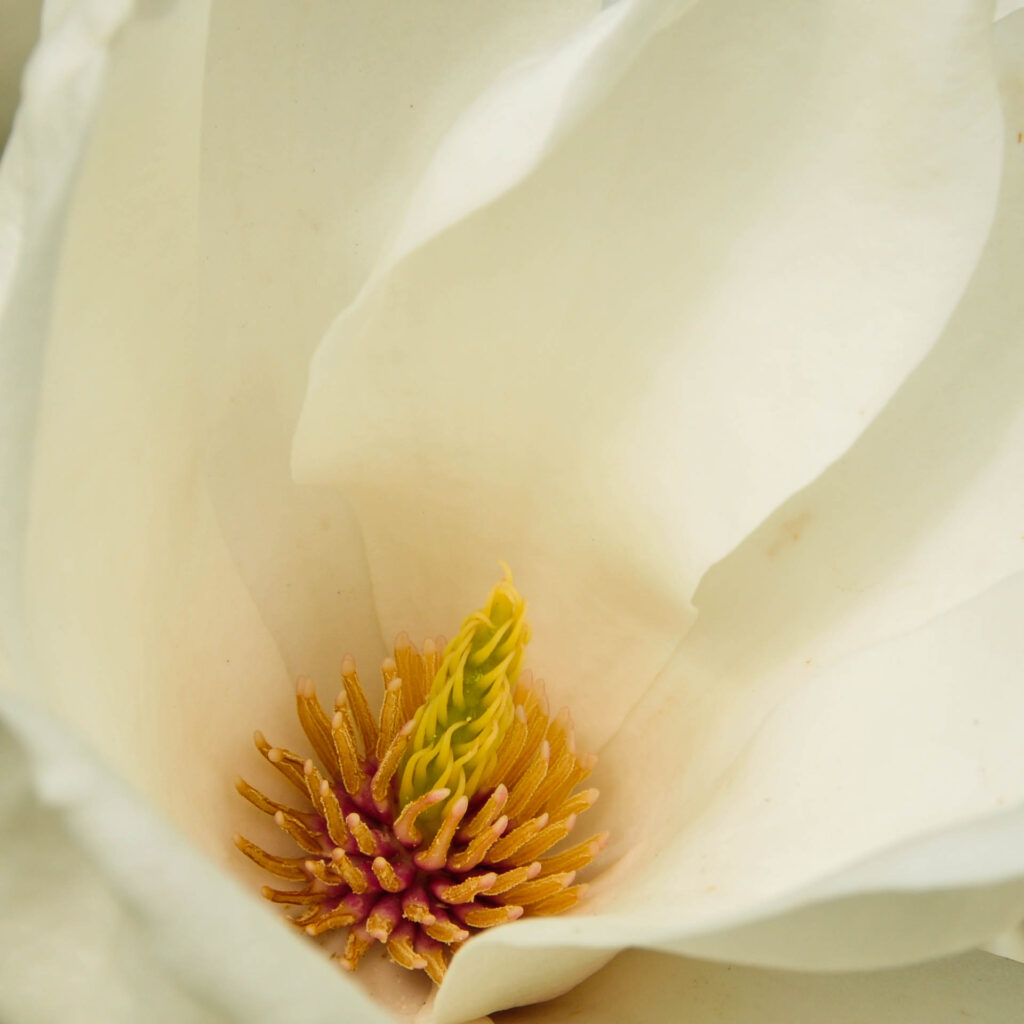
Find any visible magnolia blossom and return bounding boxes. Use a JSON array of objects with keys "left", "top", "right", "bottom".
[{"left": 2, "top": 0, "right": 1024, "bottom": 1021}]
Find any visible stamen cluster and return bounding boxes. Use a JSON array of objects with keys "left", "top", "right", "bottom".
[{"left": 236, "top": 576, "right": 606, "bottom": 983}]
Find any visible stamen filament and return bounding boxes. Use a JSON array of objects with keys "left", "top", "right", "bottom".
[
  {"left": 295, "top": 678, "right": 340, "bottom": 781},
  {"left": 233, "top": 835, "right": 308, "bottom": 881},
  {"left": 340, "top": 655, "right": 378, "bottom": 755}
]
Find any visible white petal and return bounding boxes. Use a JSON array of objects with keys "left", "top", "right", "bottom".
[
  {"left": 667, "top": 5, "right": 1024, "bottom": 725},
  {"left": 623, "top": 570, "right": 1024, "bottom": 953},
  {"left": 409, "top": 12, "right": 1024, "bottom": 1011},
  {"left": 294, "top": 0, "right": 1004, "bottom": 751},
  {"left": 0, "top": 689, "right": 395, "bottom": 1024},
  {"left": 0, "top": 0, "right": 133, "bottom": 655},
  {"left": 437, "top": 572, "right": 1024, "bottom": 1017},
  {"left": 194, "top": 0, "right": 598, "bottom": 689},
  {"left": 497, "top": 948, "right": 1024, "bottom": 1024}
]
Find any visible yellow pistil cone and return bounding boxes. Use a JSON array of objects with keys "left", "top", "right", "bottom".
[{"left": 398, "top": 568, "right": 528, "bottom": 829}]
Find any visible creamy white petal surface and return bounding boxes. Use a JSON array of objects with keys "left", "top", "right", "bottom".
[
  {"left": 497, "top": 947, "right": 1024, "bottom": 1024},
  {"left": 427, "top": 11, "right": 1024, "bottom": 1018},
  {"left": 294, "top": 0, "right": 1004, "bottom": 752},
  {"left": 1, "top": 1, "right": 1022, "bottom": 1023}
]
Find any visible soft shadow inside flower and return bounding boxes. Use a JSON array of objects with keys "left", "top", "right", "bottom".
[{"left": 236, "top": 570, "right": 606, "bottom": 985}]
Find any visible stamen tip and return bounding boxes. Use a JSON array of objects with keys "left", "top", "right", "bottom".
[
  {"left": 340, "top": 653, "right": 356, "bottom": 675},
  {"left": 394, "top": 632, "right": 411, "bottom": 651}
]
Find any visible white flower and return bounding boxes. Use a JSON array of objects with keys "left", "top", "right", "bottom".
[{"left": 2, "top": 1, "right": 1024, "bottom": 1021}]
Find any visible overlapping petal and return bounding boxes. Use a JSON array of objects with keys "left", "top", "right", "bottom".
[
  {"left": 0, "top": 1, "right": 1020, "bottom": 1023},
  {"left": 499, "top": 947, "right": 1024, "bottom": 1024},
  {"left": 293, "top": 0, "right": 1005, "bottom": 752},
  {"left": 431, "top": 11, "right": 1024, "bottom": 1017}
]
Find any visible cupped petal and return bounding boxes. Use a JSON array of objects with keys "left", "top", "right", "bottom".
[
  {"left": 0, "top": 687, "right": 394, "bottom": 1024},
  {"left": 426, "top": 12, "right": 1024, "bottom": 1013},
  {"left": 437, "top": 572, "right": 1024, "bottom": 1018},
  {"left": 497, "top": 948, "right": 1024, "bottom": 1024},
  {"left": 294, "top": 0, "right": 1004, "bottom": 751},
  {"left": 0, "top": 0, "right": 133, "bottom": 668},
  {"left": 2, "top": 13, "right": 370, "bottom": 980},
  {"left": 194, "top": 0, "right": 600, "bottom": 692}
]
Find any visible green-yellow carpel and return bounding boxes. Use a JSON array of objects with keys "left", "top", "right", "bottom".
[{"left": 398, "top": 569, "right": 529, "bottom": 829}]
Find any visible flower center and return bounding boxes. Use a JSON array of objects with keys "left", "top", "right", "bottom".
[{"left": 235, "top": 569, "right": 607, "bottom": 984}]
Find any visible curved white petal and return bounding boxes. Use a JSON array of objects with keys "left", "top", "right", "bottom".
[
  {"left": 194, "top": 0, "right": 599, "bottom": 691},
  {"left": 0, "top": 689, "right": 394, "bottom": 1024},
  {"left": 436, "top": 572, "right": 1024, "bottom": 1018},
  {"left": 0, "top": 0, "right": 133, "bottom": 671},
  {"left": 294, "top": 0, "right": 1004, "bottom": 752},
  {"left": 430, "top": 12, "right": 1024, "bottom": 1014},
  {"left": 497, "top": 948, "right": 1024, "bottom": 1024}
]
